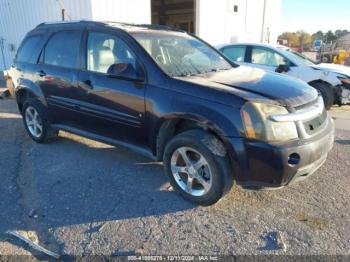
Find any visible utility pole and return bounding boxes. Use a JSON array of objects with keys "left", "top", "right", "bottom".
[
  {"left": 260, "top": 0, "right": 267, "bottom": 43},
  {"left": 0, "top": 37, "right": 7, "bottom": 70}
]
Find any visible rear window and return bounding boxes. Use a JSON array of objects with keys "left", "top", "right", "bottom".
[
  {"left": 44, "top": 31, "right": 81, "bottom": 69},
  {"left": 16, "top": 35, "right": 42, "bottom": 63}
]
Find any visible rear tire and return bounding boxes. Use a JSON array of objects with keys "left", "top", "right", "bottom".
[
  {"left": 22, "top": 98, "right": 58, "bottom": 143},
  {"left": 309, "top": 82, "right": 334, "bottom": 110},
  {"left": 163, "top": 130, "right": 233, "bottom": 206}
]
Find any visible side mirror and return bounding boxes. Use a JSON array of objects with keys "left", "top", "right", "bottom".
[
  {"left": 107, "top": 63, "right": 144, "bottom": 82},
  {"left": 275, "top": 64, "right": 290, "bottom": 73}
]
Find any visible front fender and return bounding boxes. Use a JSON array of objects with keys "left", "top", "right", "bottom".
[
  {"left": 146, "top": 86, "right": 245, "bottom": 158},
  {"left": 151, "top": 89, "right": 243, "bottom": 138},
  {"left": 298, "top": 67, "right": 342, "bottom": 87}
]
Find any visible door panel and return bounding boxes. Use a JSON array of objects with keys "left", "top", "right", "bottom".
[
  {"left": 37, "top": 65, "right": 85, "bottom": 125},
  {"left": 37, "top": 30, "right": 85, "bottom": 125},
  {"left": 76, "top": 30, "right": 147, "bottom": 146},
  {"left": 77, "top": 71, "right": 146, "bottom": 145}
]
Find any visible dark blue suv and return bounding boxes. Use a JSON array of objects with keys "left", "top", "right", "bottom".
[{"left": 12, "top": 21, "right": 334, "bottom": 205}]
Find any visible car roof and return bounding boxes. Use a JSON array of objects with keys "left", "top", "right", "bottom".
[
  {"left": 218, "top": 42, "right": 288, "bottom": 50},
  {"left": 35, "top": 20, "right": 186, "bottom": 34}
]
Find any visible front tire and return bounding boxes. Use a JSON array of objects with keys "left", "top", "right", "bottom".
[
  {"left": 310, "top": 82, "right": 334, "bottom": 110},
  {"left": 163, "top": 130, "right": 233, "bottom": 206},
  {"left": 22, "top": 99, "right": 58, "bottom": 143}
]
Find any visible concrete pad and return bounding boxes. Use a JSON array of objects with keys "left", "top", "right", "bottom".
[
  {"left": 329, "top": 106, "right": 350, "bottom": 132},
  {"left": 0, "top": 88, "right": 10, "bottom": 99}
]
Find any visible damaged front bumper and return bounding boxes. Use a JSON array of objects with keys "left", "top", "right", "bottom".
[
  {"left": 336, "top": 84, "right": 350, "bottom": 105},
  {"left": 232, "top": 116, "right": 334, "bottom": 190},
  {"left": 228, "top": 96, "right": 334, "bottom": 190}
]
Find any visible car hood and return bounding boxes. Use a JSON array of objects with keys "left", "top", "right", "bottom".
[
  {"left": 178, "top": 66, "right": 318, "bottom": 108},
  {"left": 312, "top": 63, "right": 350, "bottom": 77}
]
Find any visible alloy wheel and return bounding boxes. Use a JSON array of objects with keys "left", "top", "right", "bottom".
[
  {"left": 170, "top": 146, "right": 212, "bottom": 196},
  {"left": 25, "top": 106, "right": 43, "bottom": 138}
]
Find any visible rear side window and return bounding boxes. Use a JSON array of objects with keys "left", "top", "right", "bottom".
[
  {"left": 44, "top": 31, "right": 81, "bottom": 69},
  {"left": 222, "top": 46, "right": 246, "bottom": 62},
  {"left": 16, "top": 35, "right": 42, "bottom": 63}
]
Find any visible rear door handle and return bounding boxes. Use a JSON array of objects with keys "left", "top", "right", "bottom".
[{"left": 36, "top": 70, "right": 46, "bottom": 77}]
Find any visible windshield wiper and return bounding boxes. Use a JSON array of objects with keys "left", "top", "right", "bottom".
[
  {"left": 188, "top": 60, "right": 203, "bottom": 75},
  {"left": 212, "top": 67, "right": 231, "bottom": 72}
]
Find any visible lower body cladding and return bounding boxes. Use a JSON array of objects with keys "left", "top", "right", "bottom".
[{"left": 229, "top": 116, "right": 335, "bottom": 189}]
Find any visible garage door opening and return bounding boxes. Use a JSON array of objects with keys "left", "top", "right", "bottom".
[{"left": 151, "top": 0, "right": 195, "bottom": 33}]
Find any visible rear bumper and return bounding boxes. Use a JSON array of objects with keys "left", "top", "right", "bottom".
[{"left": 229, "top": 116, "right": 334, "bottom": 189}]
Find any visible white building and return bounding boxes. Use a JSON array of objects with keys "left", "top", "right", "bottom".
[{"left": 0, "top": 0, "right": 281, "bottom": 71}]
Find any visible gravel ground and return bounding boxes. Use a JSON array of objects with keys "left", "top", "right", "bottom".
[{"left": 0, "top": 98, "right": 349, "bottom": 258}]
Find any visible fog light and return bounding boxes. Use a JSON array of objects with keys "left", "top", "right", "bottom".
[{"left": 288, "top": 153, "right": 300, "bottom": 166}]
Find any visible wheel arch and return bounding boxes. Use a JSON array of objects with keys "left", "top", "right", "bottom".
[
  {"left": 308, "top": 79, "right": 333, "bottom": 88},
  {"left": 153, "top": 114, "right": 239, "bottom": 169},
  {"left": 308, "top": 79, "right": 335, "bottom": 96},
  {"left": 15, "top": 81, "right": 46, "bottom": 112},
  {"left": 308, "top": 79, "right": 335, "bottom": 108}
]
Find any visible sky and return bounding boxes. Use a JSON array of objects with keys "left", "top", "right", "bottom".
[{"left": 280, "top": 0, "right": 350, "bottom": 34}]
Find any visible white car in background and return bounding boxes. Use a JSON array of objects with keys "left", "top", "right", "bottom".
[{"left": 218, "top": 43, "right": 350, "bottom": 109}]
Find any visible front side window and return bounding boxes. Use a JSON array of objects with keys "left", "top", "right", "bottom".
[
  {"left": 44, "top": 31, "right": 81, "bottom": 69},
  {"left": 251, "top": 47, "right": 288, "bottom": 66},
  {"left": 222, "top": 46, "right": 246, "bottom": 62},
  {"left": 131, "top": 31, "right": 232, "bottom": 77},
  {"left": 16, "top": 35, "right": 42, "bottom": 63},
  {"left": 87, "top": 32, "right": 137, "bottom": 74}
]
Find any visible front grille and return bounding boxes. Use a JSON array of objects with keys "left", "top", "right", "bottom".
[{"left": 303, "top": 109, "right": 327, "bottom": 135}]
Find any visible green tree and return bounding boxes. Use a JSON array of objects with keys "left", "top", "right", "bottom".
[
  {"left": 312, "top": 31, "right": 323, "bottom": 42},
  {"left": 278, "top": 32, "right": 299, "bottom": 46},
  {"left": 294, "top": 31, "right": 312, "bottom": 51},
  {"left": 335, "top": 30, "right": 343, "bottom": 39},
  {"left": 325, "top": 30, "right": 337, "bottom": 43}
]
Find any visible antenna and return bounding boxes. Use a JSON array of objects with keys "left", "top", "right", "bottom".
[{"left": 56, "top": 0, "right": 71, "bottom": 21}]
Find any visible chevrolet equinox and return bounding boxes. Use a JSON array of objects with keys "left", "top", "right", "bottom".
[{"left": 12, "top": 21, "right": 334, "bottom": 205}]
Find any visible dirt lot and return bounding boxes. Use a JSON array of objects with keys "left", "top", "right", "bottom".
[{"left": 0, "top": 98, "right": 349, "bottom": 258}]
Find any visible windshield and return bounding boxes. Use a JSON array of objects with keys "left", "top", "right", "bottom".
[
  {"left": 131, "top": 31, "right": 233, "bottom": 77},
  {"left": 279, "top": 48, "right": 316, "bottom": 66}
]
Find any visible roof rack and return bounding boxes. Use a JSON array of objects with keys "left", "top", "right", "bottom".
[
  {"left": 35, "top": 20, "right": 186, "bottom": 33},
  {"left": 36, "top": 20, "right": 104, "bottom": 28},
  {"left": 136, "top": 24, "right": 185, "bottom": 32},
  {"left": 105, "top": 21, "right": 185, "bottom": 32}
]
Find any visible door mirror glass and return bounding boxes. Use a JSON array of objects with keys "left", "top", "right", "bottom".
[
  {"left": 107, "top": 63, "right": 143, "bottom": 81},
  {"left": 275, "top": 64, "right": 290, "bottom": 73}
]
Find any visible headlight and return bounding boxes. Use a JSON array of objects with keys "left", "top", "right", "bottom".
[
  {"left": 240, "top": 102, "right": 298, "bottom": 142},
  {"left": 337, "top": 76, "right": 350, "bottom": 85}
]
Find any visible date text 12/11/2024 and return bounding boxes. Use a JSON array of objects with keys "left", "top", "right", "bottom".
[{"left": 128, "top": 255, "right": 218, "bottom": 261}]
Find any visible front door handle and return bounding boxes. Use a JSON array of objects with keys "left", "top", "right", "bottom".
[
  {"left": 78, "top": 79, "right": 94, "bottom": 90},
  {"left": 36, "top": 70, "right": 46, "bottom": 77}
]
